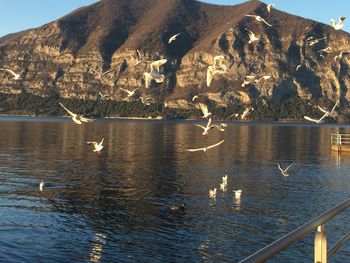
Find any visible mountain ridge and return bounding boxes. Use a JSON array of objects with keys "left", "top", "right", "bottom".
[{"left": 0, "top": 0, "right": 349, "bottom": 120}]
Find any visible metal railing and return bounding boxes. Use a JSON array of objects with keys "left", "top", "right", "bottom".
[
  {"left": 331, "top": 133, "right": 350, "bottom": 146},
  {"left": 239, "top": 198, "right": 350, "bottom": 263}
]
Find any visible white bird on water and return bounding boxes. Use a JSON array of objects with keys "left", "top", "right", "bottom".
[
  {"left": 206, "top": 55, "right": 227, "bottom": 87},
  {"left": 186, "top": 140, "right": 224, "bottom": 153},
  {"left": 222, "top": 175, "right": 228, "bottom": 186},
  {"left": 168, "top": 33, "right": 181, "bottom": 44},
  {"left": 330, "top": 16, "right": 346, "bottom": 30},
  {"left": 233, "top": 189, "right": 242, "bottom": 199},
  {"left": 0, "top": 68, "right": 23, "bottom": 80},
  {"left": 197, "top": 103, "right": 212, "bottom": 119},
  {"left": 277, "top": 163, "right": 294, "bottom": 176},
  {"left": 244, "top": 14, "right": 272, "bottom": 27},
  {"left": 144, "top": 59, "right": 167, "bottom": 88},
  {"left": 59, "top": 103, "right": 94, "bottom": 125},
  {"left": 220, "top": 182, "right": 227, "bottom": 192},
  {"left": 209, "top": 188, "right": 217, "bottom": 198},
  {"left": 245, "top": 28, "right": 259, "bottom": 44},
  {"left": 87, "top": 138, "right": 104, "bottom": 153},
  {"left": 39, "top": 180, "right": 44, "bottom": 192}
]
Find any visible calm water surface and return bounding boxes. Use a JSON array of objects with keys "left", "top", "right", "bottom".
[{"left": 0, "top": 117, "right": 350, "bottom": 262}]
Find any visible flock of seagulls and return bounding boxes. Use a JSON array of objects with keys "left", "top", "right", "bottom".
[
  {"left": 304, "top": 100, "right": 339, "bottom": 124},
  {"left": 209, "top": 175, "right": 242, "bottom": 201}
]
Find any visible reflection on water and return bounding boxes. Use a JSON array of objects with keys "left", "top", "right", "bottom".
[{"left": 0, "top": 117, "right": 350, "bottom": 262}]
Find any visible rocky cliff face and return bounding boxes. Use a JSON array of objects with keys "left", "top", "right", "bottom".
[{"left": 0, "top": 0, "right": 349, "bottom": 113}]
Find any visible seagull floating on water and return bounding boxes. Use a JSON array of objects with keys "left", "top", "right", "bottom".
[
  {"left": 59, "top": 103, "right": 94, "bottom": 125},
  {"left": 220, "top": 183, "right": 227, "bottom": 192},
  {"left": 245, "top": 28, "right": 259, "bottom": 44},
  {"left": 330, "top": 16, "right": 346, "bottom": 30},
  {"left": 0, "top": 68, "right": 23, "bottom": 80},
  {"left": 186, "top": 140, "right": 224, "bottom": 153},
  {"left": 144, "top": 59, "right": 167, "bottom": 88},
  {"left": 209, "top": 188, "right": 217, "bottom": 198},
  {"left": 87, "top": 138, "right": 104, "bottom": 153},
  {"left": 206, "top": 55, "right": 227, "bottom": 87},
  {"left": 245, "top": 14, "right": 272, "bottom": 27},
  {"left": 168, "top": 33, "right": 181, "bottom": 44},
  {"left": 233, "top": 189, "right": 242, "bottom": 199},
  {"left": 39, "top": 180, "right": 44, "bottom": 192},
  {"left": 277, "top": 163, "right": 294, "bottom": 176}
]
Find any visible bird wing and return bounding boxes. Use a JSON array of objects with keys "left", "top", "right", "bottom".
[
  {"left": 198, "top": 103, "right": 209, "bottom": 116},
  {"left": 0, "top": 68, "right": 17, "bottom": 77},
  {"left": 87, "top": 141, "right": 98, "bottom": 147},
  {"left": 102, "top": 69, "right": 117, "bottom": 76},
  {"left": 144, "top": 72, "right": 152, "bottom": 88},
  {"left": 99, "top": 138, "right": 104, "bottom": 146},
  {"left": 80, "top": 116, "right": 94, "bottom": 122},
  {"left": 330, "top": 101, "right": 339, "bottom": 113},
  {"left": 195, "top": 124, "right": 206, "bottom": 130},
  {"left": 168, "top": 33, "right": 180, "bottom": 43},
  {"left": 206, "top": 67, "right": 213, "bottom": 87},
  {"left": 150, "top": 59, "right": 167, "bottom": 71},
  {"left": 120, "top": 88, "right": 133, "bottom": 96},
  {"left": 304, "top": 116, "right": 318, "bottom": 123},
  {"left": 206, "top": 117, "right": 212, "bottom": 128},
  {"left": 244, "top": 14, "right": 256, "bottom": 18},
  {"left": 267, "top": 4, "right": 273, "bottom": 13},
  {"left": 59, "top": 103, "right": 76, "bottom": 117},
  {"left": 317, "top": 105, "right": 329, "bottom": 115},
  {"left": 186, "top": 147, "right": 204, "bottom": 152},
  {"left": 206, "top": 140, "right": 225, "bottom": 150},
  {"left": 277, "top": 163, "right": 284, "bottom": 173},
  {"left": 260, "top": 17, "right": 272, "bottom": 27},
  {"left": 285, "top": 163, "right": 294, "bottom": 172}
]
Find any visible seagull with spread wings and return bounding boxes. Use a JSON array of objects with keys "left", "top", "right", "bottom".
[
  {"left": 245, "top": 14, "right": 272, "bottom": 27},
  {"left": 330, "top": 16, "right": 346, "bottom": 30},
  {"left": 120, "top": 88, "right": 138, "bottom": 98},
  {"left": 195, "top": 118, "right": 227, "bottom": 135},
  {"left": 0, "top": 68, "right": 23, "bottom": 80},
  {"left": 59, "top": 102, "right": 94, "bottom": 125},
  {"left": 144, "top": 59, "right": 167, "bottom": 88},
  {"left": 245, "top": 28, "right": 259, "bottom": 44},
  {"left": 197, "top": 103, "right": 212, "bottom": 118},
  {"left": 277, "top": 163, "right": 294, "bottom": 176},
  {"left": 206, "top": 55, "right": 227, "bottom": 87},
  {"left": 168, "top": 33, "right": 181, "bottom": 44},
  {"left": 186, "top": 140, "right": 224, "bottom": 153},
  {"left": 86, "top": 138, "right": 104, "bottom": 153}
]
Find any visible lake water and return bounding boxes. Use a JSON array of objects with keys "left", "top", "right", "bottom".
[{"left": 0, "top": 117, "right": 350, "bottom": 262}]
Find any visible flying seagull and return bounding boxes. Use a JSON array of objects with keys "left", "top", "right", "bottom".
[
  {"left": 0, "top": 68, "right": 23, "bottom": 80},
  {"left": 245, "top": 28, "right": 259, "bottom": 44},
  {"left": 59, "top": 102, "right": 94, "bottom": 125},
  {"left": 245, "top": 14, "right": 272, "bottom": 27},
  {"left": 197, "top": 103, "right": 212, "bottom": 118},
  {"left": 317, "top": 100, "right": 339, "bottom": 119},
  {"left": 195, "top": 118, "right": 227, "bottom": 135},
  {"left": 277, "top": 163, "right": 294, "bottom": 176},
  {"left": 186, "top": 140, "right": 225, "bottom": 152},
  {"left": 86, "top": 138, "right": 104, "bottom": 153},
  {"left": 306, "top": 36, "right": 327, "bottom": 47},
  {"left": 191, "top": 95, "right": 199, "bottom": 102},
  {"left": 255, "top": 75, "right": 271, "bottom": 83},
  {"left": 330, "top": 16, "right": 346, "bottom": 30},
  {"left": 241, "top": 74, "right": 256, "bottom": 87},
  {"left": 241, "top": 107, "right": 254, "bottom": 120},
  {"left": 120, "top": 88, "right": 138, "bottom": 98},
  {"left": 206, "top": 55, "right": 227, "bottom": 87},
  {"left": 90, "top": 68, "right": 117, "bottom": 81},
  {"left": 303, "top": 115, "right": 327, "bottom": 124},
  {"left": 168, "top": 33, "right": 181, "bottom": 44},
  {"left": 267, "top": 4, "right": 274, "bottom": 13},
  {"left": 144, "top": 59, "right": 167, "bottom": 88}
]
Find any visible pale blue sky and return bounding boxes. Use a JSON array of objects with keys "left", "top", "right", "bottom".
[{"left": 0, "top": 0, "right": 349, "bottom": 37}]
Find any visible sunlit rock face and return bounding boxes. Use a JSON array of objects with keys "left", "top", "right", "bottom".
[{"left": 0, "top": 0, "right": 349, "bottom": 110}]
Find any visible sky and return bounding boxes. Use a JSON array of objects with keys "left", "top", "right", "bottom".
[{"left": 0, "top": 0, "right": 349, "bottom": 37}]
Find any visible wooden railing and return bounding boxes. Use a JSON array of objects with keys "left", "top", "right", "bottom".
[
  {"left": 331, "top": 133, "right": 350, "bottom": 146},
  {"left": 239, "top": 198, "right": 350, "bottom": 263}
]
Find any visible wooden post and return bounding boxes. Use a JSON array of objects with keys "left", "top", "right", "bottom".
[{"left": 314, "top": 225, "right": 327, "bottom": 263}]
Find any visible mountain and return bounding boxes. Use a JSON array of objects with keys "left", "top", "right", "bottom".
[{"left": 0, "top": 0, "right": 349, "bottom": 119}]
